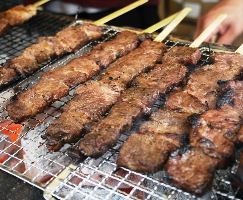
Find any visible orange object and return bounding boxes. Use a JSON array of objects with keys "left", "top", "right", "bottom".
[{"left": 0, "top": 120, "right": 23, "bottom": 142}]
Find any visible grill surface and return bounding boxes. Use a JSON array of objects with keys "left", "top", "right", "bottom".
[{"left": 0, "top": 9, "right": 242, "bottom": 200}]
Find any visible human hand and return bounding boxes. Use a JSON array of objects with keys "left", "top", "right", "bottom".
[{"left": 194, "top": 0, "right": 243, "bottom": 45}]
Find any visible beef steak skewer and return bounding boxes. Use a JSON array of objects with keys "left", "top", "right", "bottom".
[
  {"left": 7, "top": 31, "right": 148, "bottom": 122},
  {"left": 0, "top": 23, "right": 104, "bottom": 90},
  {"left": 1, "top": 0, "right": 149, "bottom": 90},
  {"left": 44, "top": 39, "right": 167, "bottom": 151},
  {"left": 117, "top": 52, "right": 243, "bottom": 193},
  {"left": 165, "top": 80, "right": 243, "bottom": 195},
  {"left": 75, "top": 47, "right": 200, "bottom": 158},
  {"left": 44, "top": 7, "right": 193, "bottom": 152}
]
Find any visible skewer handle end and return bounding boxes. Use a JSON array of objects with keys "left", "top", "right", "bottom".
[
  {"left": 190, "top": 14, "right": 227, "bottom": 48},
  {"left": 154, "top": 7, "right": 192, "bottom": 42},
  {"left": 33, "top": 0, "right": 50, "bottom": 7},
  {"left": 236, "top": 44, "right": 243, "bottom": 54}
]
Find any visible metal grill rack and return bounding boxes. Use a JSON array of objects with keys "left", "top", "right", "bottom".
[{"left": 0, "top": 12, "right": 242, "bottom": 200}]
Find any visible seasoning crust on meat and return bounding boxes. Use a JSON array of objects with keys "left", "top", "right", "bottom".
[
  {"left": 117, "top": 47, "right": 201, "bottom": 172},
  {"left": 7, "top": 31, "right": 146, "bottom": 122},
  {"left": 45, "top": 39, "right": 166, "bottom": 151},
  {"left": 1, "top": 23, "right": 104, "bottom": 89},
  {"left": 77, "top": 61, "right": 188, "bottom": 158},
  {"left": 165, "top": 79, "right": 243, "bottom": 195},
  {"left": 117, "top": 52, "right": 243, "bottom": 195}
]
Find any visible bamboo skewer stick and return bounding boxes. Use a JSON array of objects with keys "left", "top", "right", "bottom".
[
  {"left": 235, "top": 44, "right": 243, "bottom": 54},
  {"left": 190, "top": 14, "right": 227, "bottom": 48},
  {"left": 93, "top": 0, "right": 148, "bottom": 26},
  {"left": 33, "top": 0, "right": 50, "bottom": 7},
  {"left": 141, "top": 10, "right": 187, "bottom": 34},
  {"left": 154, "top": 7, "right": 192, "bottom": 42}
]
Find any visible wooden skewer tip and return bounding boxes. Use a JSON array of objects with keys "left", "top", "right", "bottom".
[
  {"left": 33, "top": 0, "right": 51, "bottom": 7},
  {"left": 141, "top": 11, "right": 180, "bottom": 34},
  {"left": 190, "top": 14, "right": 227, "bottom": 48},
  {"left": 236, "top": 44, "right": 243, "bottom": 54},
  {"left": 154, "top": 7, "right": 192, "bottom": 42}
]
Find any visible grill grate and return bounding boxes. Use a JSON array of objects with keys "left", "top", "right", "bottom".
[{"left": 0, "top": 11, "right": 242, "bottom": 200}]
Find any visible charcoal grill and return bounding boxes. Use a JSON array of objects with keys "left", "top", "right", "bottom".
[{"left": 0, "top": 9, "right": 242, "bottom": 200}]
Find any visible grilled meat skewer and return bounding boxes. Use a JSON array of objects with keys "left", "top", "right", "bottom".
[
  {"left": 117, "top": 47, "right": 201, "bottom": 172},
  {"left": 117, "top": 53, "right": 243, "bottom": 194},
  {"left": 0, "top": 5, "right": 37, "bottom": 36},
  {"left": 44, "top": 39, "right": 166, "bottom": 152},
  {"left": 76, "top": 87, "right": 161, "bottom": 158},
  {"left": 7, "top": 31, "right": 148, "bottom": 122},
  {"left": 0, "top": 23, "right": 104, "bottom": 90},
  {"left": 165, "top": 80, "right": 243, "bottom": 195},
  {"left": 76, "top": 46, "right": 200, "bottom": 158}
]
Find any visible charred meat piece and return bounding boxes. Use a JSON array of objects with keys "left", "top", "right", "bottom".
[
  {"left": 45, "top": 80, "right": 121, "bottom": 151},
  {"left": 117, "top": 133, "right": 180, "bottom": 172},
  {"left": 132, "top": 63, "right": 188, "bottom": 94},
  {"left": 45, "top": 40, "right": 166, "bottom": 151},
  {"left": 0, "top": 68, "right": 18, "bottom": 89},
  {"left": 189, "top": 81, "right": 243, "bottom": 167},
  {"left": 139, "top": 109, "right": 190, "bottom": 136},
  {"left": 0, "top": 23, "right": 104, "bottom": 89},
  {"left": 117, "top": 109, "right": 188, "bottom": 172},
  {"left": 165, "top": 89, "right": 208, "bottom": 114},
  {"left": 217, "top": 80, "right": 243, "bottom": 112},
  {"left": 117, "top": 115, "right": 186, "bottom": 170},
  {"left": 7, "top": 77, "right": 69, "bottom": 121},
  {"left": 210, "top": 52, "right": 243, "bottom": 66},
  {"left": 165, "top": 147, "right": 218, "bottom": 195},
  {"left": 0, "top": 5, "right": 37, "bottom": 35},
  {"left": 116, "top": 46, "right": 202, "bottom": 171},
  {"left": 95, "top": 40, "right": 167, "bottom": 86},
  {"left": 162, "top": 46, "right": 201, "bottom": 65},
  {"left": 7, "top": 31, "right": 146, "bottom": 122},
  {"left": 0, "top": 5, "right": 36, "bottom": 26},
  {"left": 216, "top": 81, "right": 243, "bottom": 143},
  {"left": 165, "top": 80, "right": 243, "bottom": 194},
  {"left": 185, "top": 56, "right": 243, "bottom": 109},
  {"left": 75, "top": 62, "right": 187, "bottom": 158},
  {"left": 78, "top": 87, "right": 159, "bottom": 157},
  {"left": 190, "top": 108, "right": 241, "bottom": 168},
  {"left": 84, "top": 31, "right": 149, "bottom": 67}
]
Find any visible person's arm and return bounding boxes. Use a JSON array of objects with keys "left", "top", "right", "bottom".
[{"left": 194, "top": 0, "right": 243, "bottom": 45}]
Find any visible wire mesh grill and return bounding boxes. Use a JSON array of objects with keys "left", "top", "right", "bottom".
[{"left": 0, "top": 11, "right": 242, "bottom": 200}]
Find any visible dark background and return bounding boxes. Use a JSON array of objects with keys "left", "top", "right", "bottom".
[{"left": 0, "top": 170, "right": 44, "bottom": 200}]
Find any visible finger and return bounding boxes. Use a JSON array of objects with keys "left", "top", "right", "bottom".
[{"left": 217, "top": 26, "right": 239, "bottom": 44}]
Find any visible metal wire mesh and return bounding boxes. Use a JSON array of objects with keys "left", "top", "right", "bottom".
[{"left": 0, "top": 11, "right": 242, "bottom": 200}]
